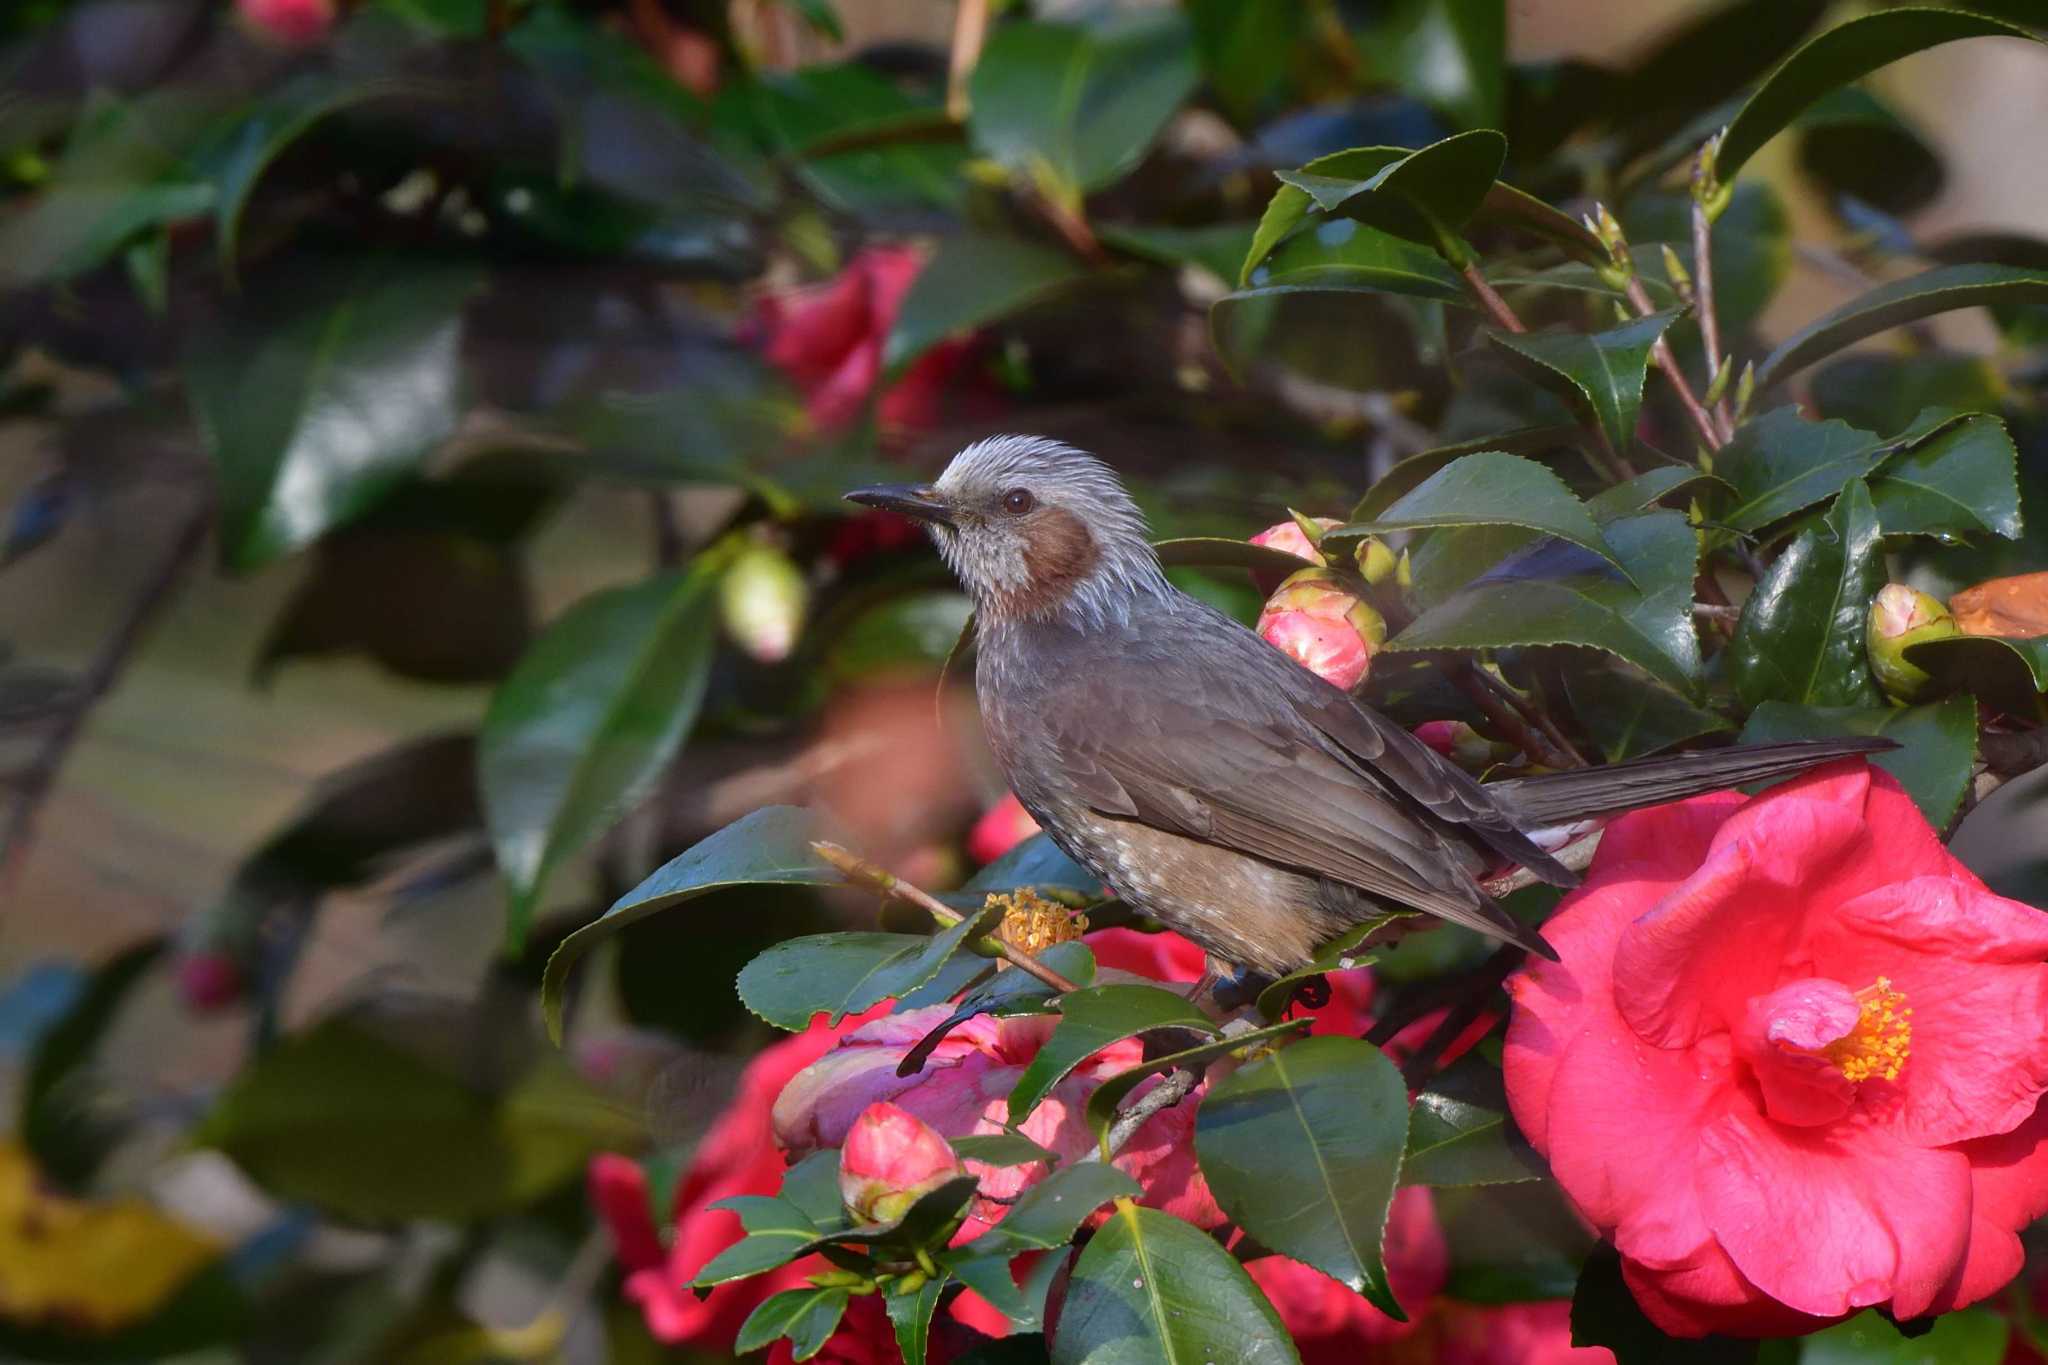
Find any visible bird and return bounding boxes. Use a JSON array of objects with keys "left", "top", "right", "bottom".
[{"left": 847, "top": 435, "right": 1891, "bottom": 992}]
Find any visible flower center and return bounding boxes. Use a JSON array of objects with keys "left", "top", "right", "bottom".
[
  {"left": 1817, "top": 976, "right": 1912, "bottom": 1083},
  {"left": 989, "top": 890, "right": 1088, "bottom": 962}
]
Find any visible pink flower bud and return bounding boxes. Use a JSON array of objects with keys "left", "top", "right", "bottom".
[
  {"left": 236, "top": 0, "right": 334, "bottom": 44},
  {"left": 1413, "top": 720, "right": 1509, "bottom": 770},
  {"left": 1256, "top": 568, "right": 1386, "bottom": 690},
  {"left": 837, "top": 1102, "right": 966, "bottom": 1226},
  {"left": 719, "top": 544, "right": 808, "bottom": 663},
  {"left": 967, "top": 792, "right": 1040, "bottom": 864},
  {"left": 1866, "top": 583, "right": 1956, "bottom": 702},
  {"left": 1248, "top": 517, "right": 1336, "bottom": 593},
  {"left": 176, "top": 952, "right": 243, "bottom": 1012}
]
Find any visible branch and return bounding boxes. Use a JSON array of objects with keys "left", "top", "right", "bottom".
[
  {"left": 0, "top": 503, "right": 208, "bottom": 895},
  {"left": 811, "top": 841, "right": 1084, "bottom": 994},
  {"left": 1481, "top": 826, "right": 1603, "bottom": 898},
  {"left": 946, "top": 0, "right": 989, "bottom": 121},
  {"left": 1446, "top": 660, "right": 1586, "bottom": 770},
  {"left": 1691, "top": 139, "right": 1736, "bottom": 441},
  {"left": 1623, "top": 275, "right": 1724, "bottom": 452},
  {"left": 1097, "top": 1066, "right": 1200, "bottom": 1160},
  {"left": 1459, "top": 261, "right": 1525, "bottom": 334}
]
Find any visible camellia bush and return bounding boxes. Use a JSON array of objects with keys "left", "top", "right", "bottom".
[{"left": 7, "top": 0, "right": 2048, "bottom": 1362}]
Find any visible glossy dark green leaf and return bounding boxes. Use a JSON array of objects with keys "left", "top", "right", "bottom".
[
  {"left": 1350, "top": 428, "right": 1581, "bottom": 521},
  {"left": 1255, "top": 915, "right": 1400, "bottom": 1021},
  {"left": 1472, "top": 181, "right": 1604, "bottom": 260},
  {"left": 1334, "top": 452, "right": 1623, "bottom": 572},
  {"left": 1572, "top": 1243, "right": 1756, "bottom": 1365},
  {"left": 1245, "top": 217, "right": 1469, "bottom": 300},
  {"left": 745, "top": 63, "right": 962, "bottom": 213},
  {"left": 1052, "top": 1201, "right": 1299, "bottom": 1365},
  {"left": 1486, "top": 309, "right": 1685, "bottom": 456},
  {"left": 186, "top": 257, "right": 482, "bottom": 570},
  {"left": 1438, "top": 1180, "right": 1595, "bottom": 1303},
  {"left": 898, "top": 940, "right": 1095, "bottom": 1022},
  {"left": 1758, "top": 264, "right": 2048, "bottom": 389},
  {"left": 1728, "top": 480, "right": 1885, "bottom": 709},
  {"left": 198, "top": 1021, "right": 638, "bottom": 1222},
  {"left": 1083, "top": 1020, "right": 1308, "bottom": 1146},
  {"left": 1402, "top": 1055, "right": 1541, "bottom": 1188},
  {"left": 1196, "top": 1036, "right": 1411, "bottom": 1315},
  {"left": 736, "top": 1287, "right": 850, "bottom": 1360},
  {"left": 541, "top": 806, "right": 830, "bottom": 1040},
  {"left": 1802, "top": 1308, "right": 2008, "bottom": 1365},
  {"left": 1367, "top": 0, "right": 1505, "bottom": 130},
  {"left": 1716, "top": 406, "right": 1961, "bottom": 537},
  {"left": 1870, "top": 413, "right": 2021, "bottom": 539},
  {"left": 1099, "top": 222, "right": 1257, "bottom": 284},
  {"left": 740, "top": 906, "right": 1005, "bottom": 1033},
  {"left": 1587, "top": 466, "right": 1718, "bottom": 521},
  {"left": 883, "top": 233, "right": 1088, "bottom": 377},
  {"left": 1741, "top": 696, "right": 1978, "bottom": 828},
  {"left": 962, "top": 833, "right": 1101, "bottom": 899},
  {"left": 956, "top": 1163, "right": 1141, "bottom": 1261},
  {"left": 969, "top": 11, "right": 1196, "bottom": 198},
  {"left": 886, "top": 1277, "right": 944, "bottom": 1365},
  {"left": 1388, "top": 511, "right": 1702, "bottom": 693},
  {"left": 1563, "top": 661, "right": 1732, "bottom": 762},
  {"left": 1717, "top": 8, "right": 2041, "bottom": 182},
  {"left": 946, "top": 1254, "right": 1067, "bottom": 1336},
  {"left": 949, "top": 1132, "right": 1059, "bottom": 1168},
  {"left": 1906, "top": 634, "right": 2048, "bottom": 718},
  {"left": 1185, "top": 0, "right": 1305, "bottom": 123},
  {"left": 482, "top": 565, "right": 721, "bottom": 949},
  {"left": 1006, "top": 985, "right": 1215, "bottom": 1124},
  {"left": 1794, "top": 86, "right": 1943, "bottom": 218},
  {"left": 692, "top": 1191, "right": 826, "bottom": 1286},
  {"left": 802, "top": 1176, "right": 979, "bottom": 1256}
]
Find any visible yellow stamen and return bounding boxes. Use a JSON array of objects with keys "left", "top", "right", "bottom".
[
  {"left": 1823, "top": 976, "right": 1912, "bottom": 1083},
  {"left": 989, "top": 889, "right": 1088, "bottom": 965}
]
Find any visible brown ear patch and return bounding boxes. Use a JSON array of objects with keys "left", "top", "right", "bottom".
[{"left": 1014, "top": 506, "right": 1101, "bottom": 612}]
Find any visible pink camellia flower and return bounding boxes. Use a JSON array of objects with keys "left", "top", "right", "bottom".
[
  {"left": 1246, "top": 1186, "right": 1448, "bottom": 1359},
  {"left": 1504, "top": 761, "right": 2048, "bottom": 1337},
  {"left": 967, "top": 792, "right": 1041, "bottom": 864},
  {"left": 236, "top": 0, "right": 334, "bottom": 44},
  {"left": 838, "top": 1102, "right": 967, "bottom": 1225},
  {"left": 1424, "top": 1300, "right": 1615, "bottom": 1365},
  {"left": 1248, "top": 516, "right": 1338, "bottom": 593},
  {"left": 1257, "top": 568, "right": 1387, "bottom": 691},
  {"left": 752, "top": 246, "right": 981, "bottom": 435}
]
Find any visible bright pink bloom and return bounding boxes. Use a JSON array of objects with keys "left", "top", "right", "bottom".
[
  {"left": 1425, "top": 1300, "right": 1615, "bottom": 1365},
  {"left": 967, "top": 793, "right": 1041, "bottom": 864},
  {"left": 839, "top": 1101, "right": 967, "bottom": 1225},
  {"left": 752, "top": 246, "right": 980, "bottom": 435},
  {"left": 237, "top": 0, "right": 334, "bottom": 43},
  {"left": 1505, "top": 762, "right": 2048, "bottom": 1337},
  {"left": 1248, "top": 517, "right": 1336, "bottom": 594}
]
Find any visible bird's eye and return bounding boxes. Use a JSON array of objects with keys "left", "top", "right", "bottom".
[{"left": 1001, "top": 488, "right": 1036, "bottom": 515}]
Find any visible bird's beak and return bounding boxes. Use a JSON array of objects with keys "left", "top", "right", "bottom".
[{"left": 843, "top": 483, "right": 955, "bottom": 527}]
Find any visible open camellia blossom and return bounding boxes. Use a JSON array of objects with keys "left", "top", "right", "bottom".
[{"left": 1505, "top": 762, "right": 2048, "bottom": 1337}]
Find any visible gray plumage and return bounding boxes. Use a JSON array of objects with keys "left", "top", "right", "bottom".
[{"left": 848, "top": 436, "right": 1890, "bottom": 978}]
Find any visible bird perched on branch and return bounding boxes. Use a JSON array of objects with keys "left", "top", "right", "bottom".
[{"left": 848, "top": 436, "right": 1889, "bottom": 992}]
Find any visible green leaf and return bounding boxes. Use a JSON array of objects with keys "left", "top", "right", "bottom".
[
  {"left": 185, "top": 257, "right": 482, "bottom": 570},
  {"left": 745, "top": 64, "right": 963, "bottom": 213},
  {"left": 802, "top": 1176, "right": 980, "bottom": 1256},
  {"left": 1184, "top": 0, "right": 1305, "bottom": 123},
  {"left": 886, "top": 1277, "right": 944, "bottom": 1365},
  {"left": 1082, "top": 1020, "right": 1309, "bottom": 1147},
  {"left": 1869, "top": 413, "right": 2021, "bottom": 539},
  {"left": 1401, "top": 1055, "right": 1541, "bottom": 1188},
  {"left": 946, "top": 1255, "right": 1067, "bottom": 1337},
  {"left": 739, "top": 906, "right": 1006, "bottom": 1033},
  {"left": 1350, "top": 428, "right": 1582, "bottom": 522},
  {"left": 1052, "top": 1201, "right": 1299, "bottom": 1365},
  {"left": 198, "top": 1021, "right": 638, "bottom": 1222},
  {"left": 1439, "top": 1180, "right": 1595, "bottom": 1303},
  {"left": 949, "top": 1132, "right": 1059, "bottom": 1168},
  {"left": 1716, "top": 406, "right": 1962, "bottom": 537},
  {"left": 1390, "top": 511, "right": 1701, "bottom": 691},
  {"left": 1563, "top": 661, "right": 1732, "bottom": 762},
  {"left": 1794, "top": 86, "right": 1943, "bottom": 219},
  {"left": 481, "top": 565, "right": 721, "bottom": 949},
  {"left": 1333, "top": 451, "right": 1624, "bottom": 573},
  {"left": 1099, "top": 222, "right": 1257, "bottom": 285},
  {"left": 1196, "top": 1036, "right": 1411, "bottom": 1316},
  {"left": 961, "top": 833, "right": 1101, "bottom": 899},
  {"left": 1367, "top": 0, "right": 1505, "bottom": 130},
  {"left": 1255, "top": 915, "right": 1400, "bottom": 1022},
  {"left": 1728, "top": 480, "right": 1885, "bottom": 709},
  {"left": 883, "top": 233, "right": 1088, "bottom": 376},
  {"left": 1572, "top": 1243, "right": 1756, "bottom": 1365},
  {"left": 1473, "top": 181, "right": 1604, "bottom": 260},
  {"left": 953, "top": 1163, "right": 1141, "bottom": 1261},
  {"left": 22, "top": 939, "right": 164, "bottom": 1187},
  {"left": 1153, "top": 535, "right": 1322, "bottom": 581},
  {"left": 1587, "top": 466, "right": 1719, "bottom": 521},
  {"left": 1242, "top": 216, "right": 1469, "bottom": 301},
  {"left": 1802, "top": 1308, "right": 2008, "bottom": 1365},
  {"left": 969, "top": 11, "right": 1196, "bottom": 199},
  {"left": 692, "top": 1192, "right": 826, "bottom": 1287},
  {"left": 1758, "top": 263, "right": 2048, "bottom": 388},
  {"left": 1717, "top": 8, "right": 2042, "bottom": 183},
  {"left": 1741, "top": 697, "right": 1979, "bottom": 828},
  {"left": 541, "top": 806, "right": 831, "bottom": 1041},
  {"left": 1486, "top": 309, "right": 1686, "bottom": 456},
  {"left": 1905, "top": 634, "right": 2048, "bottom": 719},
  {"left": 1241, "top": 134, "right": 1506, "bottom": 283},
  {"left": 1006, "top": 985, "right": 1215, "bottom": 1125},
  {"left": 736, "top": 1287, "right": 850, "bottom": 1360}
]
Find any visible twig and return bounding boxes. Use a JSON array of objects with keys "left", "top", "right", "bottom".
[
  {"left": 1480, "top": 827, "right": 1603, "bottom": 898},
  {"left": 1399, "top": 946, "right": 1520, "bottom": 1087},
  {"left": 946, "top": 0, "right": 989, "bottom": 121},
  {"left": 811, "top": 842, "right": 1083, "bottom": 994},
  {"left": 1459, "top": 262, "right": 1526, "bottom": 334},
  {"left": 1446, "top": 661, "right": 1585, "bottom": 769},
  {"left": 1624, "top": 276, "right": 1723, "bottom": 452},
  {"left": 1689, "top": 180, "right": 1734, "bottom": 441},
  {"left": 650, "top": 491, "right": 684, "bottom": 568},
  {"left": 1096, "top": 1067, "right": 1200, "bottom": 1161},
  {"left": 0, "top": 503, "right": 208, "bottom": 896}
]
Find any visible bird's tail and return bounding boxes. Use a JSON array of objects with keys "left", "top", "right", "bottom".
[{"left": 1489, "top": 737, "right": 1896, "bottom": 830}]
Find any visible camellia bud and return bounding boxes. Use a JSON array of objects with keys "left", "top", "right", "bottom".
[
  {"left": 1248, "top": 516, "right": 1338, "bottom": 594},
  {"left": 1413, "top": 720, "right": 1511, "bottom": 771},
  {"left": 236, "top": 0, "right": 335, "bottom": 44},
  {"left": 1355, "top": 536, "right": 1399, "bottom": 587},
  {"left": 1866, "top": 583, "right": 1957, "bottom": 702},
  {"left": 1257, "top": 568, "right": 1387, "bottom": 691},
  {"left": 838, "top": 1102, "right": 967, "bottom": 1227},
  {"left": 719, "top": 543, "right": 808, "bottom": 663}
]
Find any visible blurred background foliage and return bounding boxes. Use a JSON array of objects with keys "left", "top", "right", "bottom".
[{"left": 2, "top": 0, "right": 2047, "bottom": 1360}]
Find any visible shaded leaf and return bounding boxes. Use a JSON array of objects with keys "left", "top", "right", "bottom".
[
  {"left": 1587, "top": 466, "right": 1718, "bottom": 521},
  {"left": 1196, "top": 1036, "right": 1410, "bottom": 1315},
  {"left": 745, "top": 63, "right": 963, "bottom": 213},
  {"left": 1802, "top": 1308, "right": 2008, "bottom": 1365},
  {"left": 949, "top": 1133, "right": 1059, "bottom": 1168},
  {"left": 1572, "top": 1243, "right": 1756, "bottom": 1364},
  {"left": 1052, "top": 1201, "right": 1299, "bottom": 1365},
  {"left": 1402, "top": 1055, "right": 1542, "bottom": 1188},
  {"left": 1728, "top": 480, "right": 1884, "bottom": 709},
  {"left": 541, "top": 806, "right": 831, "bottom": 1040},
  {"left": 22, "top": 940, "right": 164, "bottom": 1188},
  {"left": 886, "top": 1277, "right": 945, "bottom": 1365},
  {"left": 1794, "top": 86, "right": 1943, "bottom": 219},
  {"left": 1905, "top": 634, "right": 2048, "bottom": 719},
  {"left": 1486, "top": 309, "right": 1685, "bottom": 456},
  {"left": 1006, "top": 985, "right": 1215, "bottom": 1125},
  {"left": 736, "top": 1287, "right": 850, "bottom": 1360},
  {"left": 1351, "top": 427, "right": 1582, "bottom": 522},
  {"left": 1758, "top": 264, "right": 2048, "bottom": 389},
  {"left": 1082, "top": 1019, "right": 1309, "bottom": 1147},
  {"left": 1334, "top": 452, "right": 1622, "bottom": 572},
  {"left": 1438, "top": 1180, "right": 1594, "bottom": 1303},
  {"left": 1366, "top": 0, "right": 1505, "bottom": 130},
  {"left": 1185, "top": 0, "right": 1305, "bottom": 124},
  {"left": 739, "top": 906, "right": 1005, "bottom": 1034},
  {"left": 955, "top": 1163, "right": 1141, "bottom": 1261},
  {"left": 1741, "top": 697, "right": 1978, "bottom": 828},
  {"left": 1563, "top": 661, "right": 1731, "bottom": 763},
  {"left": 1255, "top": 915, "right": 1399, "bottom": 1022},
  {"left": 1099, "top": 222, "right": 1256, "bottom": 285},
  {"left": 1472, "top": 181, "right": 1603, "bottom": 260},
  {"left": 883, "top": 234, "right": 1088, "bottom": 377},
  {"left": 481, "top": 564, "right": 721, "bottom": 948}
]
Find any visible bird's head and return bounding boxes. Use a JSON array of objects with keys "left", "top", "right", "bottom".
[{"left": 845, "top": 435, "right": 1167, "bottom": 627}]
